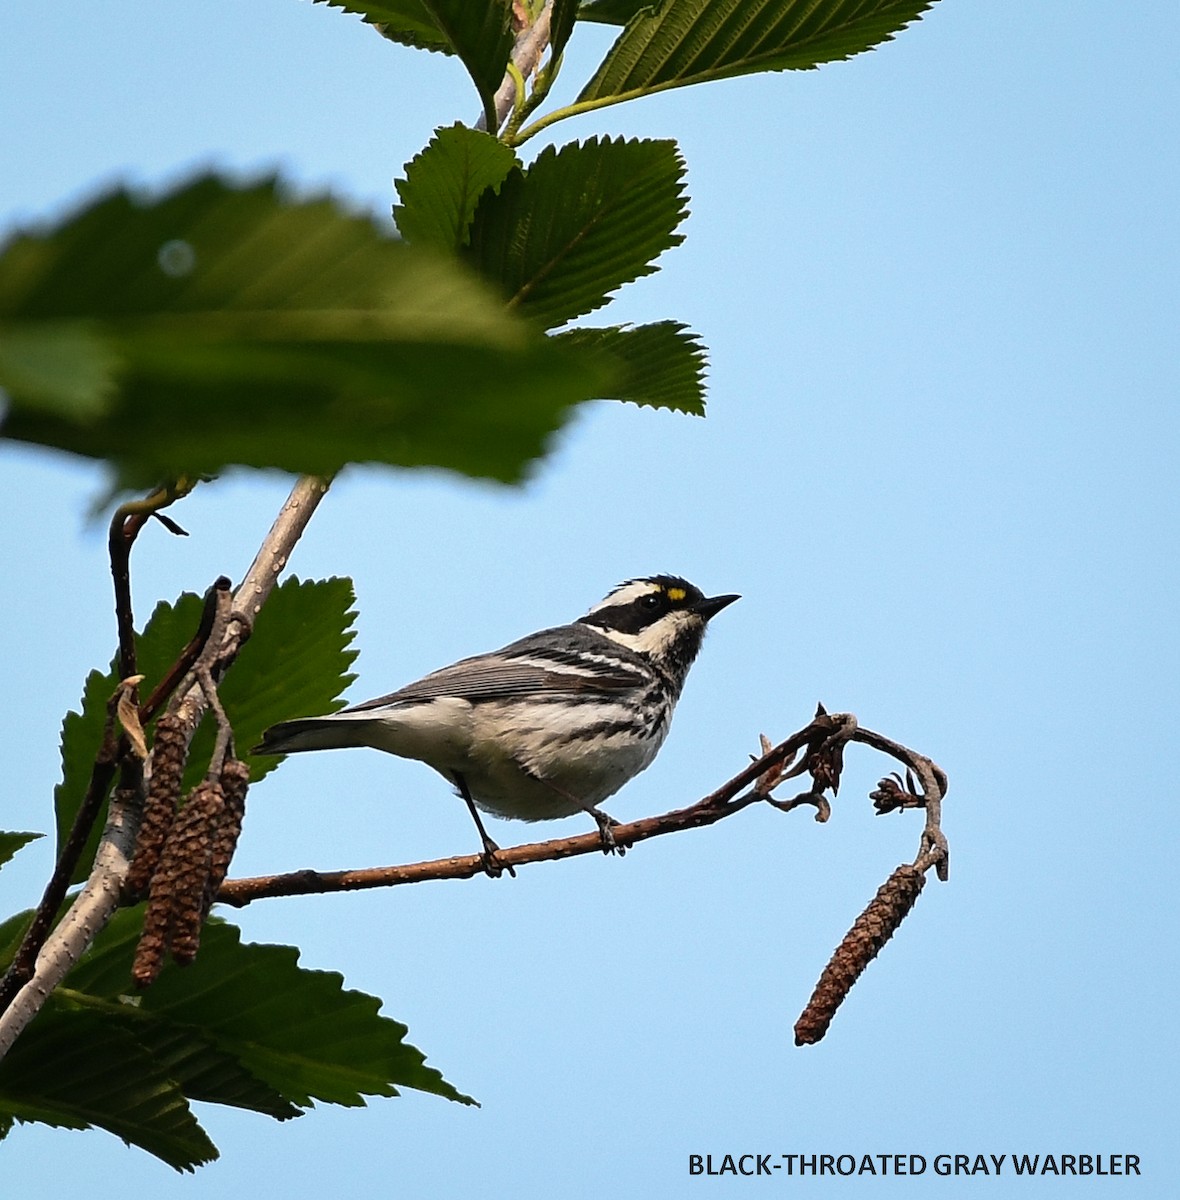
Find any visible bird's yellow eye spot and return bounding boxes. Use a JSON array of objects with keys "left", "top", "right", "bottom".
[{"left": 666, "top": 587, "right": 687, "bottom": 602}]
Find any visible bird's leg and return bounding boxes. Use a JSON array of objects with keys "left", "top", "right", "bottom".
[
  {"left": 454, "top": 772, "right": 515, "bottom": 879},
  {"left": 514, "top": 764, "right": 623, "bottom": 856},
  {"left": 583, "top": 803, "right": 624, "bottom": 856}
]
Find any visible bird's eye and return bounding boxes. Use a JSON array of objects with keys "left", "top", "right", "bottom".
[{"left": 641, "top": 593, "right": 661, "bottom": 610}]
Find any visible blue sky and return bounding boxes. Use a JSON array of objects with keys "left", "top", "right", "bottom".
[{"left": 2, "top": 1, "right": 1178, "bottom": 1195}]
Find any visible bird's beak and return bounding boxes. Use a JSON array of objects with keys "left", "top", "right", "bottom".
[{"left": 692, "top": 593, "right": 740, "bottom": 620}]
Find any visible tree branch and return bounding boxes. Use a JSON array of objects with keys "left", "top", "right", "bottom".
[
  {"left": 215, "top": 707, "right": 948, "bottom": 1044},
  {"left": 479, "top": 0, "right": 554, "bottom": 134},
  {"left": 0, "top": 475, "right": 330, "bottom": 1059},
  {"left": 0, "top": 486, "right": 199, "bottom": 1016},
  {"left": 793, "top": 719, "right": 948, "bottom": 1044},
  {"left": 108, "top": 479, "right": 196, "bottom": 681},
  {"left": 216, "top": 712, "right": 946, "bottom": 906}
]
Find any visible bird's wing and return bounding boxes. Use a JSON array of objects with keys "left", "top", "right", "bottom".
[{"left": 345, "top": 626, "right": 645, "bottom": 711}]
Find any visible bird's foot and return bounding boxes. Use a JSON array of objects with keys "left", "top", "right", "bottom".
[
  {"left": 478, "top": 836, "right": 516, "bottom": 879},
  {"left": 589, "top": 808, "right": 625, "bottom": 857}
]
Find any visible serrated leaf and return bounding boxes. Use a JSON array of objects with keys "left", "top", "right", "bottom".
[
  {"left": 54, "top": 577, "right": 358, "bottom": 883},
  {"left": 554, "top": 321, "right": 707, "bottom": 414},
  {"left": 0, "top": 907, "right": 472, "bottom": 1167},
  {"left": 422, "top": 0, "right": 515, "bottom": 127},
  {"left": 144, "top": 923, "right": 476, "bottom": 1109},
  {"left": 0, "top": 902, "right": 470, "bottom": 1166},
  {"left": 394, "top": 124, "right": 519, "bottom": 251},
  {"left": 318, "top": 0, "right": 452, "bottom": 52},
  {"left": 71, "top": 910, "right": 475, "bottom": 1109},
  {"left": 51, "top": 910, "right": 300, "bottom": 1121},
  {"left": 53, "top": 667, "right": 122, "bottom": 887},
  {"left": 578, "top": 0, "right": 937, "bottom": 106},
  {"left": 0, "top": 1005, "right": 218, "bottom": 1171},
  {"left": 578, "top": 0, "right": 667, "bottom": 26},
  {"left": 0, "top": 174, "right": 609, "bottom": 488},
  {"left": 318, "top": 0, "right": 514, "bottom": 126},
  {"left": 0, "top": 833, "right": 42, "bottom": 872},
  {"left": 467, "top": 136, "right": 688, "bottom": 330},
  {"left": 123, "top": 1016, "right": 303, "bottom": 1122}
]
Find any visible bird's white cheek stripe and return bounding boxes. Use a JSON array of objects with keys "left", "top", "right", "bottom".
[{"left": 599, "top": 612, "right": 699, "bottom": 658}]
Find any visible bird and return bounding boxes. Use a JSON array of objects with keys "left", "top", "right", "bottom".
[{"left": 254, "top": 575, "right": 738, "bottom": 873}]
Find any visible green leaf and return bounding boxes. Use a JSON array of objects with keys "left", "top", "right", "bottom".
[
  {"left": 578, "top": 0, "right": 668, "bottom": 26},
  {"left": 0, "top": 909, "right": 35, "bottom": 968},
  {"left": 134, "top": 919, "right": 475, "bottom": 1109},
  {"left": 394, "top": 124, "right": 519, "bottom": 251},
  {"left": 0, "top": 833, "right": 42, "bottom": 872},
  {"left": 467, "top": 136, "right": 688, "bottom": 330},
  {"left": 319, "top": 0, "right": 514, "bottom": 126},
  {"left": 0, "top": 909, "right": 472, "bottom": 1169},
  {"left": 0, "top": 322, "right": 117, "bottom": 416},
  {"left": 67, "top": 909, "right": 474, "bottom": 1108},
  {"left": 0, "top": 1005, "right": 218, "bottom": 1171},
  {"left": 577, "top": 0, "right": 937, "bottom": 106},
  {"left": 319, "top": 0, "right": 452, "bottom": 53},
  {"left": 550, "top": 0, "right": 582, "bottom": 57},
  {"left": 54, "top": 577, "right": 359, "bottom": 883},
  {"left": 554, "top": 321, "right": 707, "bottom": 414},
  {"left": 0, "top": 174, "right": 609, "bottom": 488},
  {"left": 116, "top": 1013, "right": 303, "bottom": 1122},
  {"left": 53, "top": 667, "right": 120, "bottom": 886},
  {"left": 422, "top": 0, "right": 515, "bottom": 127}
]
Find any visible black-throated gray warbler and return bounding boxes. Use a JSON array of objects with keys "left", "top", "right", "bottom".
[{"left": 255, "top": 575, "right": 738, "bottom": 870}]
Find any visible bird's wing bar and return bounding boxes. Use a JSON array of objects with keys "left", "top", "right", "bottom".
[{"left": 345, "top": 653, "right": 642, "bottom": 711}]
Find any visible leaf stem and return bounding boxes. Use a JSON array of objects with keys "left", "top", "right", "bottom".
[{"left": 510, "top": 95, "right": 624, "bottom": 145}]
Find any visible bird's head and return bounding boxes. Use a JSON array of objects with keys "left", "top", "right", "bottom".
[{"left": 577, "top": 575, "right": 739, "bottom": 683}]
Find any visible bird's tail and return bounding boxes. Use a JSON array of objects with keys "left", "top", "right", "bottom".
[{"left": 253, "top": 714, "right": 381, "bottom": 756}]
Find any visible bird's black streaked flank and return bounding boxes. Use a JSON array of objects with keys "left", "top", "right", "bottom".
[{"left": 255, "top": 575, "right": 739, "bottom": 873}]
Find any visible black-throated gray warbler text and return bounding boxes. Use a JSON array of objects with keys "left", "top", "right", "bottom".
[{"left": 255, "top": 575, "right": 738, "bottom": 870}]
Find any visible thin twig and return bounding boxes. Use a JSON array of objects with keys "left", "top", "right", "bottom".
[
  {"left": 0, "top": 481, "right": 195, "bottom": 1015},
  {"left": 189, "top": 583, "right": 237, "bottom": 778},
  {"left": 791, "top": 724, "right": 949, "bottom": 1044},
  {"left": 108, "top": 479, "right": 197, "bottom": 681},
  {"left": 478, "top": 0, "right": 553, "bottom": 134},
  {"left": 217, "top": 714, "right": 946, "bottom": 907},
  {"left": 139, "top": 575, "right": 231, "bottom": 724},
  {"left": 0, "top": 475, "right": 331, "bottom": 1060},
  {"left": 0, "top": 686, "right": 125, "bottom": 1010},
  {"left": 0, "top": 573, "right": 238, "bottom": 1009}
]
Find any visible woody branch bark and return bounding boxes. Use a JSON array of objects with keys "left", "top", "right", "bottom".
[
  {"left": 792, "top": 724, "right": 948, "bottom": 1045},
  {"left": 0, "top": 475, "right": 329, "bottom": 1058},
  {"left": 216, "top": 711, "right": 947, "bottom": 905},
  {"left": 0, "top": 485, "right": 193, "bottom": 1014},
  {"left": 215, "top": 708, "right": 947, "bottom": 1044},
  {"left": 479, "top": 1, "right": 554, "bottom": 134}
]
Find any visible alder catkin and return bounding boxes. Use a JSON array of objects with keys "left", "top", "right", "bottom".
[
  {"left": 201, "top": 758, "right": 250, "bottom": 918},
  {"left": 132, "top": 779, "right": 225, "bottom": 985},
  {"left": 794, "top": 863, "right": 926, "bottom": 1046},
  {"left": 165, "top": 780, "right": 226, "bottom": 966},
  {"left": 133, "top": 777, "right": 230, "bottom": 984},
  {"left": 130, "top": 896, "right": 170, "bottom": 989},
  {"left": 124, "top": 714, "right": 187, "bottom": 902}
]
